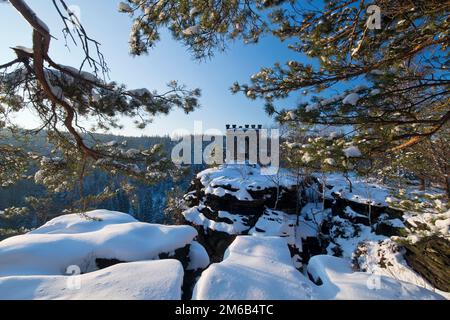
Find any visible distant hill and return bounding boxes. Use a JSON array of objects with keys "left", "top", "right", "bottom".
[{"left": 0, "top": 130, "right": 204, "bottom": 229}]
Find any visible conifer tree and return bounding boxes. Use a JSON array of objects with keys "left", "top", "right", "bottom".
[
  {"left": 0, "top": 0, "right": 201, "bottom": 216},
  {"left": 122, "top": 0, "right": 449, "bottom": 154}
]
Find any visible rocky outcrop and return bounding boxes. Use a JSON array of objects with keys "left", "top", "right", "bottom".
[
  {"left": 185, "top": 178, "right": 302, "bottom": 216},
  {"left": 403, "top": 236, "right": 450, "bottom": 292},
  {"left": 95, "top": 258, "right": 125, "bottom": 269},
  {"left": 181, "top": 165, "right": 321, "bottom": 265},
  {"left": 181, "top": 166, "right": 450, "bottom": 298},
  {"left": 331, "top": 195, "right": 403, "bottom": 225},
  {"left": 374, "top": 219, "right": 406, "bottom": 237}
]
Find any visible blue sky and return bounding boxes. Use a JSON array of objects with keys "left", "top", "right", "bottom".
[{"left": 0, "top": 0, "right": 306, "bottom": 136}]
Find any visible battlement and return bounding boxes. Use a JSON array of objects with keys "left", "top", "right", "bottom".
[
  {"left": 225, "top": 125, "right": 268, "bottom": 164},
  {"left": 226, "top": 124, "right": 263, "bottom": 130}
]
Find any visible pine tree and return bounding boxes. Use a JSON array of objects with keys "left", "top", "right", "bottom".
[
  {"left": 122, "top": 0, "right": 449, "bottom": 153},
  {"left": 0, "top": 0, "right": 201, "bottom": 219}
]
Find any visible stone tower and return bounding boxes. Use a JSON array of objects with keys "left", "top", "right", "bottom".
[{"left": 225, "top": 124, "right": 263, "bottom": 164}]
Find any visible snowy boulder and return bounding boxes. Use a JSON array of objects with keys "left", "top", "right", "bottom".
[
  {"left": 192, "top": 236, "right": 319, "bottom": 300},
  {"left": 307, "top": 255, "right": 443, "bottom": 300},
  {"left": 0, "top": 260, "right": 184, "bottom": 300},
  {"left": 0, "top": 210, "right": 198, "bottom": 277},
  {"left": 28, "top": 209, "right": 135, "bottom": 234}
]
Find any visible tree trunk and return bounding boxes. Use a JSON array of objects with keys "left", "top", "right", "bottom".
[
  {"left": 419, "top": 177, "right": 426, "bottom": 191},
  {"left": 446, "top": 175, "right": 450, "bottom": 201},
  {"left": 344, "top": 173, "right": 353, "bottom": 193},
  {"left": 322, "top": 175, "right": 326, "bottom": 211}
]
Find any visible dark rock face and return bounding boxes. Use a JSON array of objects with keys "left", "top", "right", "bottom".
[
  {"left": 300, "top": 237, "right": 326, "bottom": 264},
  {"left": 331, "top": 196, "right": 403, "bottom": 225},
  {"left": 205, "top": 193, "right": 265, "bottom": 215},
  {"left": 191, "top": 224, "right": 236, "bottom": 263},
  {"left": 403, "top": 236, "right": 450, "bottom": 292},
  {"left": 95, "top": 258, "right": 125, "bottom": 269},
  {"left": 182, "top": 269, "right": 203, "bottom": 300},
  {"left": 158, "top": 244, "right": 210, "bottom": 300},
  {"left": 374, "top": 221, "right": 406, "bottom": 237},
  {"left": 158, "top": 244, "right": 191, "bottom": 270},
  {"left": 329, "top": 194, "right": 404, "bottom": 229},
  {"left": 247, "top": 186, "right": 299, "bottom": 214},
  {"left": 185, "top": 177, "right": 315, "bottom": 217}
]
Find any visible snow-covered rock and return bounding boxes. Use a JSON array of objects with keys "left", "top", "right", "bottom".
[
  {"left": 192, "top": 236, "right": 443, "bottom": 300},
  {"left": 307, "top": 255, "right": 443, "bottom": 300},
  {"left": 0, "top": 260, "right": 184, "bottom": 300},
  {"left": 184, "top": 165, "right": 448, "bottom": 300},
  {"left": 181, "top": 164, "right": 317, "bottom": 264},
  {"left": 0, "top": 210, "right": 197, "bottom": 276},
  {"left": 187, "top": 241, "right": 210, "bottom": 271},
  {"left": 183, "top": 205, "right": 251, "bottom": 235},
  {"left": 355, "top": 238, "right": 450, "bottom": 299},
  {"left": 323, "top": 172, "right": 390, "bottom": 206},
  {"left": 192, "top": 236, "right": 318, "bottom": 300},
  {"left": 183, "top": 164, "right": 309, "bottom": 237},
  {"left": 197, "top": 164, "right": 297, "bottom": 197}
]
